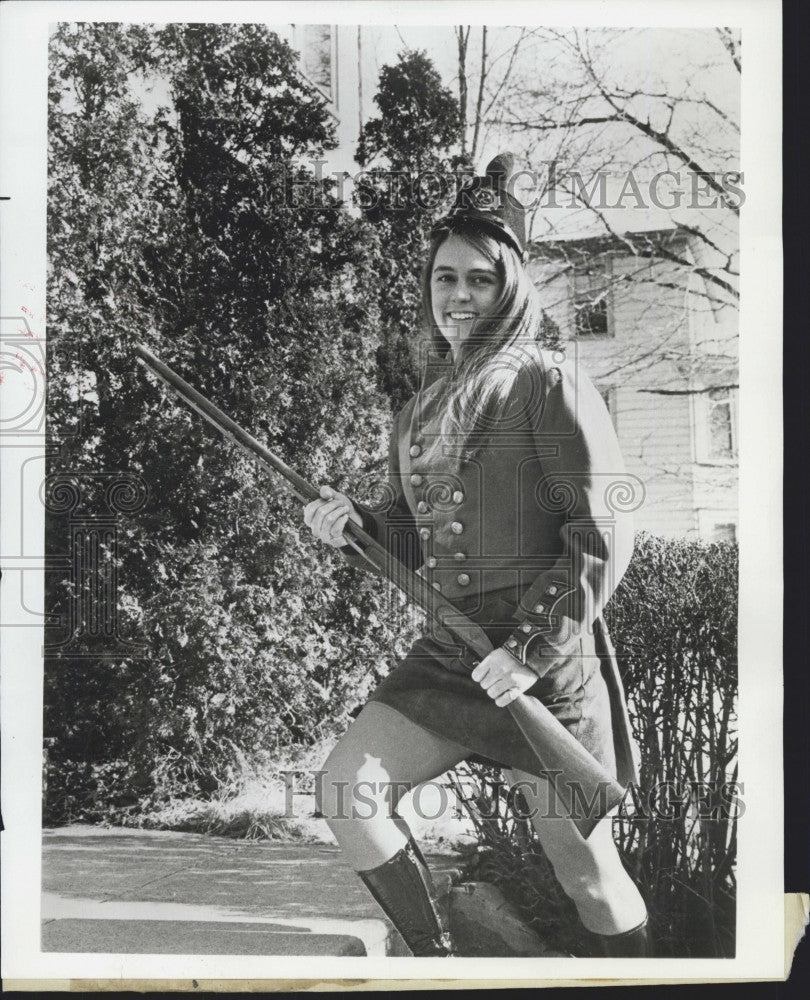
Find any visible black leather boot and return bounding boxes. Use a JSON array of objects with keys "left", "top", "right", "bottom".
[
  {"left": 357, "top": 839, "right": 454, "bottom": 956},
  {"left": 591, "top": 916, "right": 651, "bottom": 957}
]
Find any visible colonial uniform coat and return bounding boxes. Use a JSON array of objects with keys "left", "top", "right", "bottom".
[{"left": 345, "top": 341, "right": 640, "bottom": 789}]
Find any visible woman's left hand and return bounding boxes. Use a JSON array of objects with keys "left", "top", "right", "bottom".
[{"left": 471, "top": 647, "right": 539, "bottom": 707}]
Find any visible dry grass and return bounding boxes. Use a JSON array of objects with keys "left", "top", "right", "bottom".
[{"left": 125, "top": 738, "right": 476, "bottom": 851}]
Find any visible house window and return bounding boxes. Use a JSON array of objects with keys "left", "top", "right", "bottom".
[
  {"left": 300, "top": 25, "right": 334, "bottom": 101},
  {"left": 571, "top": 257, "right": 612, "bottom": 337},
  {"left": 712, "top": 522, "right": 737, "bottom": 543},
  {"left": 707, "top": 387, "right": 737, "bottom": 460}
]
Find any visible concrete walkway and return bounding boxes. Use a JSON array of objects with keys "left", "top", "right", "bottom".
[{"left": 42, "top": 826, "right": 462, "bottom": 956}]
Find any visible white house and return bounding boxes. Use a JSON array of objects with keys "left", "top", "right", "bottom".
[
  {"left": 281, "top": 24, "right": 367, "bottom": 181},
  {"left": 528, "top": 228, "right": 738, "bottom": 541}
]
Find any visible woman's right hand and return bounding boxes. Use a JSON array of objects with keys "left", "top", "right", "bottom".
[{"left": 303, "top": 485, "right": 363, "bottom": 548}]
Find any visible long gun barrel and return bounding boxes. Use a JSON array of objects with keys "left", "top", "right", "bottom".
[
  {"left": 135, "top": 343, "right": 627, "bottom": 836},
  {"left": 135, "top": 345, "right": 319, "bottom": 504}
]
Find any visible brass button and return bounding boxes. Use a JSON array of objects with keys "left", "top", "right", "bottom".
[
  {"left": 410, "top": 444, "right": 422, "bottom": 458},
  {"left": 533, "top": 604, "right": 545, "bottom": 614},
  {"left": 450, "top": 521, "right": 464, "bottom": 534},
  {"left": 453, "top": 551, "right": 466, "bottom": 561},
  {"left": 506, "top": 638, "right": 518, "bottom": 650},
  {"left": 547, "top": 585, "right": 558, "bottom": 596},
  {"left": 521, "top": 622, "right": 533, "bottom": 634},
  {"left": 417, "top": 501, "right": 429, "bottom": 514},
  {"left": 410, "top": 474, "right": 423, "bottom": 487},
  {"left": 432, "top": 581, "right": 442, "bottom": 592},
  {"left": 452, "top": 490, "right": 464, "bottom": 504},
  {"left": 419, "top": 527, "right": 431, "bottom": 541},
  {"left": 457, "top": 573, "right": 471, "bottom": 587},
  {"left": 426, "top": 556, "right": 437, "bottom": 569}
]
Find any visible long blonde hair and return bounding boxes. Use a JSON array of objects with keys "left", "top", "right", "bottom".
[{"left": 421, "top": 227, "right": 544, "bottom": 437}]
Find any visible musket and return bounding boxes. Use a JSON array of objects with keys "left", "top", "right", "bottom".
[{"left": 135, "top": 343, "right": 626, "bottom": 836}]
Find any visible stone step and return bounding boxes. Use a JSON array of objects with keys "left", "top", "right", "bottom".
[
  {"left": 41, "top": 873, "right": 460, "bottom": 957},
  {"left": 41, "top": 891, "right": 397, "bottom": 956},
  {"left": 43, "top": 917, "right": 372, "bottom": 957},
  {"left": 41, "top": 827, "right": 554, "bottom": 957}
]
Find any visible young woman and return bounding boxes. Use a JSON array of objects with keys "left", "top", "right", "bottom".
[{"left": 303, "top": 155, "right": 649, "bottom": 958}]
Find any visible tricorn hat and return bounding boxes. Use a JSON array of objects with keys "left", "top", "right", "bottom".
[{"left": 431, "top": 152, "right": 527, "bottom": 259}]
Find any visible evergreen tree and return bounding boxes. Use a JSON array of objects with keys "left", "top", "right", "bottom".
[
  {"left": 45, "top": 23, "right": 409, "bottom": 818},
  {"left": 356, "top": 51, "right": 462, "bottom": 411}
]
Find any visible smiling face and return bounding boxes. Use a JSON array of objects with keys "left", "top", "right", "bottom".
[{"left": 430, "top": 234, "right": 504, "bottom": 360}]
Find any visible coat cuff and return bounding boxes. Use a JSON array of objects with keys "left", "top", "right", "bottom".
[
  {"left": 500, "top": 626, "right": 572, "bottom": 677},
  {"left": 501, "top": 577, "right": 579, "bottom": 676}
]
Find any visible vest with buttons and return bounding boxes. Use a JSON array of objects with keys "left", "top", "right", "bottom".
[{"left": 354, "top": 345, "right": 639, "bottom": 653}]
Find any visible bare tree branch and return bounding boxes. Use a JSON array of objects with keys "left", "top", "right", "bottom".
[
  {"left": 573, "top": 38, "right": 739, "bottom": 215},
  {"left": 455, "top": 26, "right": 470, "bottom": 160},
  {"left": 470, "top": 26, "right": 487, "bottom": 162},
  {"left": 716, "top": 28, "right": 741, "bottom": 73},
  {"left": 640, "top": 385, "right": 738, "bottom": 395},
  {"left": 482, "top": 28, "right": 527, "bottom": 119}
]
